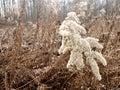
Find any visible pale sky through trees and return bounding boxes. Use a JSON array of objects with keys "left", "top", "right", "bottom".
[{"left": 0, "top": 0, "right": 119, "bottom": 23}]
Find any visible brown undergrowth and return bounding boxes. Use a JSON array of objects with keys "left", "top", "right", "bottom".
[{"left": 0, "top": 17, "right": 119, "bottom": 90}]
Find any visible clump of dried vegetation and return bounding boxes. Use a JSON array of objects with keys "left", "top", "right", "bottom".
[{"left": 0, "top": 2, "right": 120, "bottom": 90}]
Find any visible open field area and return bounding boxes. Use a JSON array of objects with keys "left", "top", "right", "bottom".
[{"left": 0, "top": 0, "right": 120, "bottom": 90}]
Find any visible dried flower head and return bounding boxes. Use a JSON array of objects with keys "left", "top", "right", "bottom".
[
  {"left": 60, "top": 15, "right": 86, "bottom": 35},
  {"left": 65, "top": 12, "right": 81, "bottom": 24},
  {"left": 58, "top": 12, "right": 107, "bottom": 80},
  {"left": 85, "top": 37, "right": 103, "bottom": 50}
]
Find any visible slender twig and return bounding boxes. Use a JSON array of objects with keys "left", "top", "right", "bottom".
[
  {"left": 102, "top": 20, "right": 114, "bottom": 53},
  {"left": 16, "top": 76, "right": 39, "bottom": 90}
]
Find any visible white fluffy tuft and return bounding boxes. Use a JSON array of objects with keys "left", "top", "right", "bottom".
[
  {"left": 85, "top": 37, "right": 103, "bottom": 50},
  {"left": 58, "top": 12, "right": 107, "bottom": 81},
  {"left": 92, "top": 51, "right": 107, "bottom": 66}
]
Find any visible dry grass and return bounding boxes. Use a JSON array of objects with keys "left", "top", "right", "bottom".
[
  {"left": 0, "top": 17, "right": 119, "bottom": 90},
  {"left": 0, "top": 1, "right": 120, "bottom": 89}
]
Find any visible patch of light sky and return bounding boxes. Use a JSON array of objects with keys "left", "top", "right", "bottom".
[
  {"left": 59, "top": 0, "right": 106, "bottom": 4},
  {"left": 59, "top": 0, "right": 73, "bottom": 2}
]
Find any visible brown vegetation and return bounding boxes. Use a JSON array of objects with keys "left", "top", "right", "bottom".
[
  {"left": 0, "top": 17, "right": 120, "bottom": 90},
  {"left": 0, "top": 0, "right": 120, "bottom": 90}
]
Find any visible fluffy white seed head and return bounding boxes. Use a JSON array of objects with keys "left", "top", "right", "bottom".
[
  {"left": 74, "top": 54, "right": 85, "bottom": 70},
  {"left": 58, "top": 35, "right": 73, "bottom": 54},
  {"left": 60, "top": 20, "right": 86, "bottom": 36},
  {"left": 67, "top": 12, "right": 77, "bottom": 18},
  {"left": 58, "top": 12, "right": 107, "bottom": 81},
  {"left": 59, "top": 30, "right": 71, "bottom": 36},
  {"left": 80, "top": 38, "right": 91, "bottom": 53},
  {"left": 67, "top": 51, "right": 77, "bottom": 71},
  {"left": 85, "top": 37, "right": 103, "bottom": 50},
  {"left": 66, "top": 12, "right": 81, "bottom": 24},
  {"left": 59, "top": 12, "right": 86, "bottom": 36},
  {"left": 88, "top": 58, "right": 102, "bottom": 81},
  {"left": 67, "top": 51, "right": 85, "bottom": 71},
  {"left": 99, "top": 8, "right": 106, "bottom": 16},
  {"left": 68, "top": 21, "right": 86, "bottom": 35},
  {"left": 92, "top": 51, "right": 107, "bottom": 66},
  {"left": 58, "top": 34, "right": 106, "bottom": 80}
]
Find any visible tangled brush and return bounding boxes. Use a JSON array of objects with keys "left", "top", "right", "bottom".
[{"left": 58, "top": 12, "right": 107, "bottom": 80}]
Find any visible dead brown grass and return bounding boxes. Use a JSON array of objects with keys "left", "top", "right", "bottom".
[
  {"left": 0, "top": 17, "right": 119, "bottom": 90},
  {"left": 0, "top": 1, "right": 120, "bottom": 89}
]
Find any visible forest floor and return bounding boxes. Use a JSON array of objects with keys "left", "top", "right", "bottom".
[{"left": 0, "top": 18, "right": 120, "bottom": 90}]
